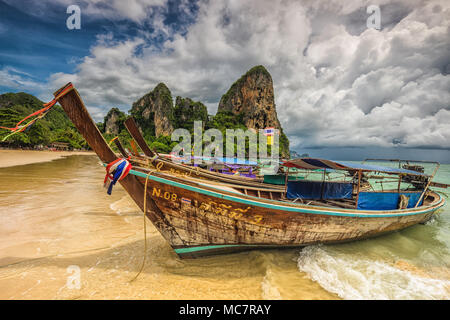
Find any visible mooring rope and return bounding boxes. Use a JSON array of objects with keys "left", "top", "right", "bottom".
[
  {"left": 437, "top": 191, "right": 449, "bottom": 199},
  {"left": 129, "top": 171, "right": 153, "bottom": 283}
]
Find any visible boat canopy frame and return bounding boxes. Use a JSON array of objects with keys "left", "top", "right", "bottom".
[
  {"left": 281, "top": 158, "right": 441, "bottom": 209},
  {"left": 283, "top": 158, "right": 432, "bottom": 177}
]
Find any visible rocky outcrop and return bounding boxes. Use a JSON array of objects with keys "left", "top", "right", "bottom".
[
  {"left": 218, "top": 65, "right": 290, "bottom": 157},
  {"left": 218, "top": 65, "right": 281, "bottom": 130},
  {"left": 130, "top": 83, "right": 174, "bottom": 137},
  {"left": 100, "top": 65, "right": 290, "bottom": 157},
  {"left": 103, "top": 107, "right": 126, "bottom": 135},
  {"left": 173, "top": 96, "right": 208, "bottom": 131}
]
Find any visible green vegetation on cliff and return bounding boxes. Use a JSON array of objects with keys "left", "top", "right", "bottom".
[
  {"left": 130, "top": 82, "right": 173, "bottom": 139},
  {"left": 173, "top": 97, "right": 208, "bottom": 133},
  {"left": 205, "top": 111, "right": 289, "bottom": 157}
]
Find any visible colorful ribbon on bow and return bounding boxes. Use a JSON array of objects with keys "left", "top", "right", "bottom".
[
  {"left": 103, "top": 157, "right": 132, "bottom": 195},
  {"left": 0, "top": 83, "right": 74, "bottom": 141}
]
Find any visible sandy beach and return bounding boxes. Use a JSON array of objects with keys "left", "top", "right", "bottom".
[{"left": 0, "top": 149, "right": 96, "bottom": 168}]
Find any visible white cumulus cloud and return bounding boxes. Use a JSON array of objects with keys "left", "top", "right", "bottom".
[{"left": 45, "top": 0, "right": 450, "bottom": 150}]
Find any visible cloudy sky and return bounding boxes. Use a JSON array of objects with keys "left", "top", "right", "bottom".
[{"left": 0, "top": 0, "right": 449, "bottom": 161}]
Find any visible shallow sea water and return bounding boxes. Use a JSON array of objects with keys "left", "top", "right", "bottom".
[{"left": 0, "top": 155, "right": 449, "bottom": 299}]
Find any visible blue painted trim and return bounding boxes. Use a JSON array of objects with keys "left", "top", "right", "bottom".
[{"left": 174, "top": 244, "right": 255, "bottom": 254}]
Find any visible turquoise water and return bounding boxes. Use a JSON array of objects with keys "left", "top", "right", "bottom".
[{"left": 296, "top": 162, "right": 450, "bottom": 299}]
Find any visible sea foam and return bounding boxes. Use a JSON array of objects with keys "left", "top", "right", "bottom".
[{"left": 297, "top": 245, "right": 450, "bottom": 300}]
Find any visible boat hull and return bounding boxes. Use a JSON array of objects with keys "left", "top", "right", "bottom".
[{"left": 132, "top": 170, "right": 445, "bottom": 258}]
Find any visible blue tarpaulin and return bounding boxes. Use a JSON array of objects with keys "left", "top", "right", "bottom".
[
  {"left": 357, "top": 191, "right": 423, "bottom": 210},
  {"left": 286, "top": 180, "right": 353, "bottom": 200}
]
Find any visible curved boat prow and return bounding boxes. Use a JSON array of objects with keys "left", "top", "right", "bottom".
[
  {"left": 124, "top": 117, "right": 157, "bottom": 157},
  {"left": 53, "top": 82, "right": 185, "bottom": 248}
]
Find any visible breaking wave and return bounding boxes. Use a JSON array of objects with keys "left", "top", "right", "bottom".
[{"left": 297, "top": 245, "right": 450, "bottom": 300}]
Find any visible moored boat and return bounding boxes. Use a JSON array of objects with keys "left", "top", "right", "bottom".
[{"left": 53, "top": 83, "right": 447, "bottom": 258}]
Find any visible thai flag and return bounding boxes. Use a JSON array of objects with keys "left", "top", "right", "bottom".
[
  {"left": 264, "top": 127, "right": 275, "bottom": 136},
  {"left": 181, "top": 197, "right": 191, "bottom": 205}
]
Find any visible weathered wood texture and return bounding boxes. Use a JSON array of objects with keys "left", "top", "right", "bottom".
[
  {"left": 136, "top": 174, "right": 442, "bottom": 251},
  {"left": 124, "top": 117, "right": 156, "bottom": 157},
  {"left": 113, "top": 138, "right": 129, "bottom": 158}
]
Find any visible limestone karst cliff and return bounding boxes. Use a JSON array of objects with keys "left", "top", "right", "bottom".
[
  {"left": 173, "top": 96, "right": 208, "bottom": 131},
  {"left": 103, "top": 107, "right": 126, "bottom": 136},
  {"left": 218, "top": 65, "right": 290, "bottom": 157},
  {"left": 101, "top": 65, "right": 290, "bottom": 157},
  {"left": 130, "top": 83, "right": 174, "bottom": 137},
  {"left": 218, "top": 65, "right": 281, "bottom": 130}
]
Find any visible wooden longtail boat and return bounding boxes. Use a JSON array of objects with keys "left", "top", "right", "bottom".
[
  {"left": 110, "top": 116, "right": 295, "bottom": 199},
  {"left": 121, "top": 117, "right": 308, "bottom": 192},
  {"left": 54, "top": 83, "right": 447, "bottom": 258},
  {"left": 110, "top": 140, "right": 287, "bottom": 200},
  {"left": 122, "top": 117, "right": 275, "bottom": 186}
]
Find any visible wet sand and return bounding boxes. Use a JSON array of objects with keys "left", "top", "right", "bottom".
[
  {"left": 0, "top": 155, "right": 337, "bottom": 300},
  {"left": 0, "top": 149, "right": 95, "bottom": 168}
]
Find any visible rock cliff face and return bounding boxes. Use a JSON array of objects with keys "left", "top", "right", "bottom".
[
  {"left": 100, "top": 65, "right": 290, "bottom": 157},
  {"left": 174, "top": 96, "right": 208, "bottom": 131},
  {"left": 218, "top": 65, "right": 289, "bottom": 157},
  {"left": 130, "top": 83, "right": 174, "bottom": 137},
  {"left": 103, "top": 108, "right": 126, "bottom": 135},
  {"left": 218, "top": 65, "right": 281, "bottom": 130}
]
